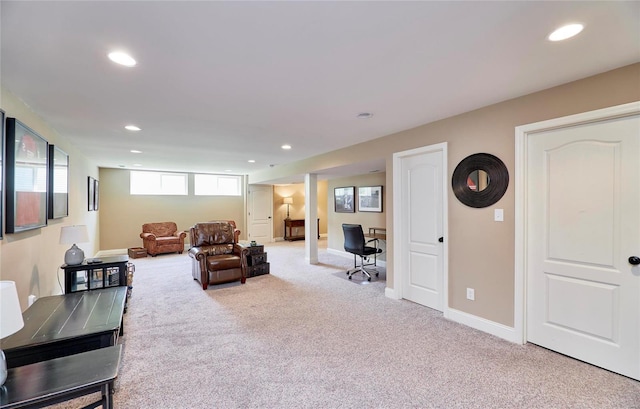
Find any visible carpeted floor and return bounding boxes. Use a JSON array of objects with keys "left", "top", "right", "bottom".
[{"left": 49, "top": 240, "right": 639, "bottom": 408}]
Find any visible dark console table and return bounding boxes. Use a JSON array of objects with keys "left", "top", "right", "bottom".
[
  {"left": 0, "top": 287, "right": 127, "bottom": 369},
  {"left": 0, "top": 345, "right": 122, "bottom": 409},
  {"left": 62, "top": 255, "right": 129, "bottom": 293},
  {"left": 284, "top": 218, "right": 320, "bottom": 241}
]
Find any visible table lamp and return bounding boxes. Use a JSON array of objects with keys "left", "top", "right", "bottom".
[
  {"left": 60, "top": 225, "right": 89, "bottom": 265},
  {"left": 1, "top": 281, "right": 24, "bottom": 385},
  {"left": 284, "top": 197, "right": 293, "bottom": 220}
]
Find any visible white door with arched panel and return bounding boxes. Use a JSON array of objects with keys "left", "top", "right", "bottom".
[{"left": 522, "top": 104, "right": 640, "bottom": 380}]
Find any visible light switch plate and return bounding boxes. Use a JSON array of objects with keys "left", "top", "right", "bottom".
[{"left": 494, "top": 208, "right": 504, "bottom": 222}]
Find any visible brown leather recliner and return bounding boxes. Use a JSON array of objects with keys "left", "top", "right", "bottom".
[
  {"left": 140, "top": 222, "right": 187, "bottom": 256},
  {"left": 188, "top": 221, "right": 248, "bottom": 289}
]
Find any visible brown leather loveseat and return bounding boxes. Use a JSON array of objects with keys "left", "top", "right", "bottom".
[
  {"left": 188, "top": 220, "right": 248, "bottom": 289},
  {"left": 140, "top": 222, "right": 187, "bottom": 256}
]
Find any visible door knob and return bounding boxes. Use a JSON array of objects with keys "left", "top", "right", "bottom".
[
  {"left": 629, "top": 256, "right": 640, "bottom": 265},
  {"left": 438, "top": 237, "right": 444, "bottom": 243}
]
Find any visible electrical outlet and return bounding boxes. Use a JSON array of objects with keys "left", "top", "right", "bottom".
[
  {"left": 466, "top": 288, "right": 475, "bottom": 301},
  {"left": 494, "top": 208, "right": 504, "bottom": 222}
]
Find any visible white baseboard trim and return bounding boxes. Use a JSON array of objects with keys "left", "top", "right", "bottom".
[
  {"left": 95, "top": 249, "right": 128, "bottom": 257},
  {"left": 326, "top": 248, "right": 387, "bottom": 267},
  {"left": 446, "top": 307, "right": 520, "bottom": 343},
  {"left": 385, "top": 286, "right": 401, "bottom": 299}
]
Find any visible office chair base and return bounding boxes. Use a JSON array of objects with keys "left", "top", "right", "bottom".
[{"left": 346, "top": 267, "right": 380, "bottom": 281}]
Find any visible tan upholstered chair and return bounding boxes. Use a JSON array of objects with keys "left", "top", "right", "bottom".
[
  {"left": 188, "top": 221, "right": 248, "bottom": 289},
  {"left": 140, "top": 222, "right": 186, "bottom": 256}
]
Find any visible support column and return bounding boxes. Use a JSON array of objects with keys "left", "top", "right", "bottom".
[{"left": 305, "top": 173, "right": 318, "bottom": 264}]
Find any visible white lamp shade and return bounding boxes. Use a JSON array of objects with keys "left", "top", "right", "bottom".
[
  {"left": 0, "top": 281, "right": 24, "bottom": 338},
  {"left": 59, "top": 225, "right": 89, "bottom": 245},
  {"left": 283, "top": 197, "right": 293, "bottom": 205}
]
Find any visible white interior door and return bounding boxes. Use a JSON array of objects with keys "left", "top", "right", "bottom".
[
  {"left": 526, "top": 112, "right": 640, "bottom": 380},
  {"left": 248, "top": 185, "right": 273, "bottom": 243},
  {"left": 398, "top": 146, "right": 445, "bottom": 311}
]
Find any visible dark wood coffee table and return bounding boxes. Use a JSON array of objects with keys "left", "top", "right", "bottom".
[
  {"left": 0, "top": 345, "right": 122, "bottom": 409},
  {"left": 0, "top": 287, "right": 127, "bottom": 368}
]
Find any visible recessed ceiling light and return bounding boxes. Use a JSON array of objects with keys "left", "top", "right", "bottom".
[
  {"left": 125, "top": 125, "right": 141, "bottom": 131},
  {"left": 108, "top": 51, "right": 137, "bottom": 67},
  {"left": 248, "top": 159, "right": 256, "bottom": 163},
  {"left": 548, "top": 24, "right": 584, "bottom": 41},
  {"left": 281, "top": 144, "right": 292, "bottom": 150},
  {"left": 357, "top": 112, "right": 373, "bottom": 119},
  {"left": 225, "top": 169, "right": 232, "bottom": 172},
  {"left": 130, "top": 150, "right": 142, "bottom": 154},
  {"left": 133, "top": 163, "right": 142, "bottom": 167}
]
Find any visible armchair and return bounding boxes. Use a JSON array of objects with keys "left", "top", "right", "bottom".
[
  {"left": 188, "top": 221, "right": 248, "bottom": 289},
  {"left": 140, "top": 222, "right": 186, "bottom": 256}
]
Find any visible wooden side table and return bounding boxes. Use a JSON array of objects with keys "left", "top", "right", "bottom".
[
  {"left": 0, "top": 345, "right": 122, "bottom": 409},
  {"left": 284, "top": 218, "right": 320, "bottom": 241}
]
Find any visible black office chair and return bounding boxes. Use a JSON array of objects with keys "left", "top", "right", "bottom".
[{"left": 342, "top": 223, "right": 382, "bottom": 281}]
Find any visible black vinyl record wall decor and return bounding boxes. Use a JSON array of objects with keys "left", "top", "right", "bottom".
[{"left": 451, "top": 153, "right": 509, "bottom": 208}]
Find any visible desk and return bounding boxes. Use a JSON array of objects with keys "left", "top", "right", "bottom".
[
  {"left": 366, "top": 227, "right": 386, "bottom": 240},
  {"left": 1, "top": 287, "right": 127, "bottom": 369},
  {"left": 0, "top": 345, "right": 121, "bottom": 409}
]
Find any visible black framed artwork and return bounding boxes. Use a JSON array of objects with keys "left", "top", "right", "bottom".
[
  {"left": 5, "top": 118, "right": 49, "bottom": 233},
  {"left": 0, "top": 110, "right": 4, "bottom": 238},
  {"left": 334, "top": 186, "right": 355, "bottom": 213},
  {"left": 88, "top": 176, "right": 95, "bottom": 211},
  {"left": 93, "top": 178, "right": 99, "bottom": 211},
  {"left": 48, "top": 145, "right": 69, "bottom": 219},
  {"left": 358, "top": 185, "right": 383, "bottom": 212}
]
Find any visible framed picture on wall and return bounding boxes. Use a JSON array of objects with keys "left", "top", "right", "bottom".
[
  {"left": 334, "top": 186, "right": 355, "bottom": 213},
  {"left": 93, "top": 178, "right": 99, "bottom": 211},
  {"left": 5, "top": 118, "right": 49, "bottom": 233},
  {"left": 358, "top": 185, "right": 383, "bottom": 212},
  {"left": 48, "top": 145, "right": 69, "bottom": 219},
  {"left": 88, "top": 176, "right": 95, "bottom": 211},
  {"left": 0, "top": 110, "right": 4, "bottom": 238}
]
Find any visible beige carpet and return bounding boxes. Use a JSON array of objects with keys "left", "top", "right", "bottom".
[{"left": 49, "top": 240, "right": 639, "bottom": 408}]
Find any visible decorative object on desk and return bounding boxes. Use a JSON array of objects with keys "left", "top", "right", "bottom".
[
  {"left": 452, "top": 153, "right": 509, "bottom": 208},
  {"left": 60, "top": 225, "right": 89, "bottom": 265},
  {"left": 334, "top": 186, "right": 355, "bottom": 213},
  {"left": 358, "top": 185, "right": 383, "bottom": 212},
  {"left": 250, "top": 240, "right": 257, "bottom": 246},
  {"left": 283, "top": 197, "right": 293, "bottom": 220},
  {"left": 1, "top": 281, "right": 24, "bottom": 385},
  {"left": 5, "top": 118, "right": 49, "bottom": 233},
  {"left": 47, "top": 145, "right": 69, "bottom": 219}
]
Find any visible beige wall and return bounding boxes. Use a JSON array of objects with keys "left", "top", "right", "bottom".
[
  {"left": 99, "top": 168, "right": 246, "bottom": 250},
  {"left": 250, "top": 63, "right": 640, "bottom": 327},
  {"left": 272, "top": 181, "right": 328, "bottom": 239},
  {"left": 327, "top": 173, "right": 386, "bottom": 254},
  {"left": 1, "top": 88, "right": 100, "bottom": 310}
]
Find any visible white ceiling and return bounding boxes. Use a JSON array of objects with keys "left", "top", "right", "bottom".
[{"left": 1, "top": 1, "right": 638, "bottom": 183}]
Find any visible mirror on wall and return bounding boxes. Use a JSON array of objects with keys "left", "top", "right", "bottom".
[
  {"left": 466, "top": 169, "right": 490, "bottom": 192},
  {"left": 452, "top": 153, "right": 508, "bottom": 208}
]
